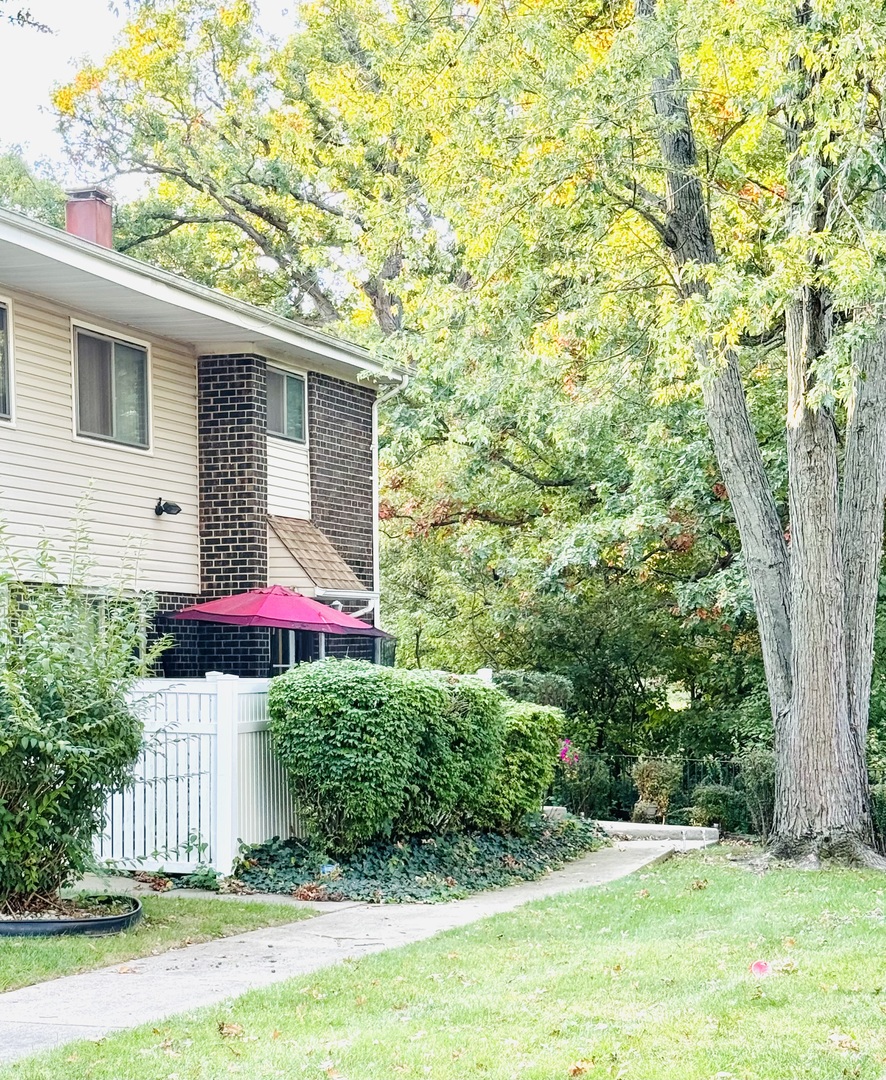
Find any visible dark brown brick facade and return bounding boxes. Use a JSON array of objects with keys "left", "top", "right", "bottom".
[
  {"left": 198, "top": 354, "right": 268, "bottom": 597},
  {"left": 155, "top": 361, "right": 378, "bottom": 677},
  {"left": 307, "top": 373, "right": 375, "bottom": 590}
]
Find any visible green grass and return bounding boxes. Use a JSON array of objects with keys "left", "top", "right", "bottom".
[
  {"left": 0, "top": 896, "right": 311, "bottom": 993},
  {"left": 8, "top": 847, "right": 886, "bottom": 1079}
]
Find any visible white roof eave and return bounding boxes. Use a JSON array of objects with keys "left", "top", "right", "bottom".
[{"left": 0, "top": 207, "right": 404, "bottom": 384}]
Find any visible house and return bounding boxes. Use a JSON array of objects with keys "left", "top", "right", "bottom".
[{"left": 0, "top": 188, "right": 404, "bottom": 677}]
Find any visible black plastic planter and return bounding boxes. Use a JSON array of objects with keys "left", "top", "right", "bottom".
[{"left": 0, "top": 896, "right": 143, "bottom": 937}]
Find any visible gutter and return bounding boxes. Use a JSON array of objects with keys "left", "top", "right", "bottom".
[{"left": 372, "top": 373, "right": 410, "bottom": 649}]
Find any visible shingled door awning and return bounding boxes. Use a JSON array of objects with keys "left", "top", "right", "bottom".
[
  {"left": 267, "top": 516, "right": 366, "bottom": 592},
  {"left": 173, "top": 586, "right": 391, "bottom": 637}
]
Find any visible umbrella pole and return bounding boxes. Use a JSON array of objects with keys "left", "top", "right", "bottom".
[{"left": 318, "top": 632, "right": 326, "bottom": 661}]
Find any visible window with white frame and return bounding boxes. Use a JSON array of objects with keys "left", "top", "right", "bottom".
[
  {"left": 266, "top": 367, "right": 306, "bottom": 442},
  {"left": 0, "top": 302, "right": 10, "bottom": 420},
  {"left": 75, "top": 327, "right": 149, "bottom": 449}
]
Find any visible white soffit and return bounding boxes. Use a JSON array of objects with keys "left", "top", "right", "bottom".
[{"left": 0, "top": 208, "right": 400, "bottom": 384}]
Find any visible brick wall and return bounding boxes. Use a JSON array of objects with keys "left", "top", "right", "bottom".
[
  {"left": 198, "top": 354, "right": 268, "bottom": 597},
  {"left": 153, "top": 591, "right": 203, "bottom": 677},
  {"left": 308, "top": 373, "right": 375, "bottom": 589},
  {"left": 154, "top": 363, "right": 378, "bottom": 678}
]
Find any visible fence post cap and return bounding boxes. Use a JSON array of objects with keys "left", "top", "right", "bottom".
[{"left": 204, "top": 671, "right": 240, "bottom": 681}]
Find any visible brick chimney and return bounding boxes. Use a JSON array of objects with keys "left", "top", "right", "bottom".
[{"left": 65, "top": 187, "right": 113, "bottom": 248}]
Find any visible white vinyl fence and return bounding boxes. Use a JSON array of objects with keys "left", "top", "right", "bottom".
[{"left": 94, "top": 674, "right": 303, "bottom": 876}]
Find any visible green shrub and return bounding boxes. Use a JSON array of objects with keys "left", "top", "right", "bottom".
[
  {"left": 269, "top": 660, "right": 444, "bottom": 853},
  {"left": 398, "top": 672, "right": 505, "bottom": 834},
  {"left": 492, "top": 670, "right": 574, "bottom": 711},
  {"left": 0, "top": 548, "right": 166, "bottom": 913},
  {"left": 470, "top": 702, "right": 564, "bottom": 831},
  {"left": 735, "top": 746, "right": 776, "bottom": 839},
  {"left": 631, "top": 757, "right": 682, "bottom": 823},
  {"left": 688, "top": 783, "right": 748, "bottom": 832}
]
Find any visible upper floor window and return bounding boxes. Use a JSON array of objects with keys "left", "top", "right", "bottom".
[
  {"left": 0, "top": 303, "right": 10, "bottom": 420},
  {"left": 75, "top": 328, "right": 149, "bottom": 449},
  {"left": 267, "top": 368, "right": 305, "bottom": 443}
]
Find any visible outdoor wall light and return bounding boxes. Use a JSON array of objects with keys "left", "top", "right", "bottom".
[{"left": 155, "top": 498, "right": 183, "bottom": 517}]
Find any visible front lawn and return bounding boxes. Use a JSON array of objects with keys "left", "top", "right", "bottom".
[
  {"left": 0, "top": 896, "right": 311, "bottom": 993},
  {"left": 9, "top": 847, "right": 886, "bottom": 1079}
]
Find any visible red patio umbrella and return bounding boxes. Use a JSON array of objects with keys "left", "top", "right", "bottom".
[{"left": 172, "top": 585, "right": 391, "bottom": 637}]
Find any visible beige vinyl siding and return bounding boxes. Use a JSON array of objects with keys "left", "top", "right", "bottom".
[
  {"left": 266, "top": 436, "right": 311, "bottom": 519},
  {"left": 267, "top": 525, "right": 315, "bottom": 594},
  {"left": 0, "top": 289, "right": 200, "bottom": 592}
]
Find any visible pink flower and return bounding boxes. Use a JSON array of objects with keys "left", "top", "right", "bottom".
[{"left": 750, "top": 960, "right": 772, "bottom": 978}]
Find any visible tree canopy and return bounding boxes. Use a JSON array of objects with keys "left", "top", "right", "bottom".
[{"left": 31, "top": 0, "right": 886, "bottom": 855}]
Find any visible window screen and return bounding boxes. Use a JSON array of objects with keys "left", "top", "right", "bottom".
[
  {"left": 76, "top": 329, "right": 148, "bottom": 448},
  {"left": 267, "top": 368, "right": 306, "bottom": 442},
  {"left": 0, "top": 304, "right": 9, "bottom": 419}
]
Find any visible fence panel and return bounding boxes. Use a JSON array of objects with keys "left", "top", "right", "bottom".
[
  {"left": 237, "top": 683, "right": 305, "bottom": 847},
  {"left": 95, "top": 676, "right": 302, "bottom": 876},
  {"left": 95, "top": 681, "right": 219, "bottom": 873}
]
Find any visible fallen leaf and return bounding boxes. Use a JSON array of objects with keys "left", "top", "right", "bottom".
[
  {"left": 568, "top": 1061, "right": 594, "bottom": 1076},
  {"left": 117, "top": 965, "right": 138, "bottom": 974},
  {"left": 828, "top": 1032, "right": 859, "bottom": 1053},
  {"left": 218, "top": 1022, "right": 244, "bottom": 1039}
]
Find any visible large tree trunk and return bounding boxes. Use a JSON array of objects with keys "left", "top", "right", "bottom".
[
  {"left": 772, "top": 288, "right": 873, "bottom": 856},
  {"left": 636, "top": 0, "right": 884, "bottom": 863},
  {"left": 767, "top": 2, "right": 880, "bottom": 860},
  {"left": 842, "top": 330, "right": 886, "bottom": 746}
]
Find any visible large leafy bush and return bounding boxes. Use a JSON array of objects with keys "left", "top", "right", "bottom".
[
  {"left": 269, "top": 661, "right": 440, "bottom": 852},
  {"left": 398, "top": 672, "right": 504, "bottom": 834},
  {"left": 0, "top": 545, "right": 165, "bottom": 913},
  {"left": 688, "top": 783, "right": 748, "bottom": 833},
  {"left": 269, "top": 660, "right": 505, "bottom": 853},
  {"left": 469, "top": 702, "right": 564, "bottom": 831}
]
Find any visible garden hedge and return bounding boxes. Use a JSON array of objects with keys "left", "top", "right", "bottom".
[
  {"left": 268, "top": 660, "right": 564, "bottom": 851},
  {"left": 0, "top": 566, "right": 166, "bottom": 914},
  {"left": 469, "top": 701, "right": 564, "bottom": 830}
]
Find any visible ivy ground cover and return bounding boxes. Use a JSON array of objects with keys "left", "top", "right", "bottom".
[
  {"left": 11, "top": 848, "right": 886, "bottom": 1079},
  {"left": 237, "top": 817, "right": 604, "bottom": 902},
  {"left": 0, "top": 896, "right": 310, "bottom": 992}
]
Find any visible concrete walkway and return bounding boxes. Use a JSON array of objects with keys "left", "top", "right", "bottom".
[{"left": 0, "top": 838, "right": 709, "bottom": 1065}]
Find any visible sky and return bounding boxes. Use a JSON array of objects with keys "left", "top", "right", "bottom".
[{"left": 0, "top": 0, "right": 293, "bottom": 187}]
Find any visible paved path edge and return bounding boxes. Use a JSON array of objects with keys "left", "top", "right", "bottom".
[{"left": 0, "top": 838, "right": 710, "bottom": 1066}]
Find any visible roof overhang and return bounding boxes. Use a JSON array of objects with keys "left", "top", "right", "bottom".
[{"left": 0, "top": 208, "right": 404, "bottom": 385}]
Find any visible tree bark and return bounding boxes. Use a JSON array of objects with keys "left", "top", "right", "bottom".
[
  {"left": 773, "top": 288, "right": 872, "bottom": 850},
  {"left": 842, "top": 331, "right": 886, "bottom": 747}
]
